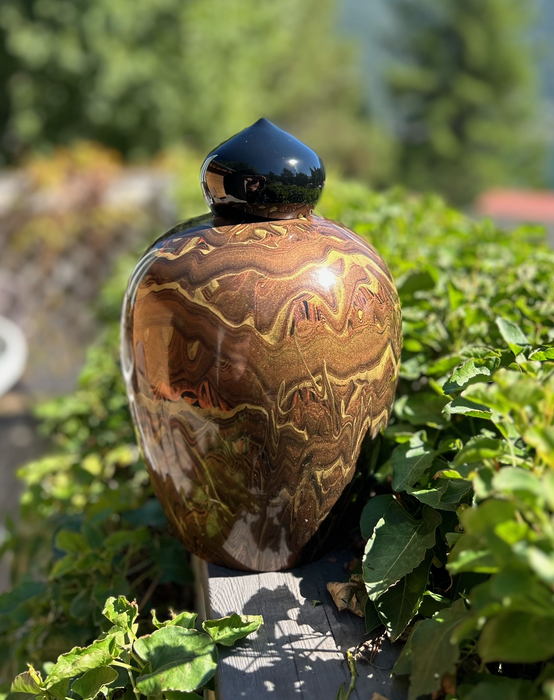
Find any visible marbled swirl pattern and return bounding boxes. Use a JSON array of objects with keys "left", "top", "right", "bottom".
[{"left": 121, "top": 214, "right": 402, "bottom": 571}]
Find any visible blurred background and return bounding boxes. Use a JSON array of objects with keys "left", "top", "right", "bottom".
[{"left": 1, "top": 0, "right": 554, "bottom": 587}]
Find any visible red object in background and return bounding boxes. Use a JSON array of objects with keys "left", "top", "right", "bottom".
[{"left": 477, "top": 189, "right": 554, "bottom": 223}]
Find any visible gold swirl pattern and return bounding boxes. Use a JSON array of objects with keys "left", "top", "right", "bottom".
[{"left": 121, "top": 214, "right": 402, "bottom": 571}]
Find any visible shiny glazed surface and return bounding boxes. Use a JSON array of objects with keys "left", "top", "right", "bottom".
[
  {"left": 202, "top": 118, "right": 325, "bottom": 221},
  {"left": 121, "top": 214, "right": 402, "bottom": 571}
]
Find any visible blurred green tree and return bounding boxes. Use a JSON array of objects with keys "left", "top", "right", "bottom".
[
  {"left": 387, "top": 0, "right": 545, "bottom": 203},
  {"left": 0, "top": 0, "right": 395, "bottom": 182}
]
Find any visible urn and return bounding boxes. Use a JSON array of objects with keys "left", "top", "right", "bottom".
[{"left": 121, "top": 119, "right": 402, "bottom": 571}]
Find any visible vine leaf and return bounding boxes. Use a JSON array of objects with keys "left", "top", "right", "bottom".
[
  {"left": 11, "top": 668, "right": 43, "bottom": 695},
  {"left": 495, "top": 317, "right": 530, "bottom": 355},
  {"left": 478, "top": 611, "right": 554, "bottom": 663},
  {"left": 202, "top": 613, "right": 264, "bottom": 646},
  {"left": 71, "top": 666, "right": 119, "bottom": 700},
  {"left": 394, "top": 599, "right": 468, "bottom": 700},
  {"left": 151, "top": 608, "right": 198, "bottom": 630},
  {"left": 363, "top": 502, "right": 441, "bottom": 600},
  {"left": 375, "top": 555, "right": 432, "bottom": 641},
  {"left": 44, "top": 637, "right": 119, "bottom": 689},
  {"left": 443, "top": 356, "right": 500, "bottom": 394},
  {"left": 134, "top": 626, "right": 217, "bottom": 694},
  {"left": 360, "top": 495, "right": 394, "bottom": 540},
  {"left": 102, "top": 596, "right": 138, "bottom": 632},
  {"left": 391, "top": 432, "right": 436, "bottom": 492}
]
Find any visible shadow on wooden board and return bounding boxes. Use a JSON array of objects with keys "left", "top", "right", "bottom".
[{"left": 194, "top": 552, "right": 409, "bottom": 700}]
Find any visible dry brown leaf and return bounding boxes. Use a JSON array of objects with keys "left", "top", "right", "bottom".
[
  {"left": 326, "top": 577, "right": 368, "bottom": 618},
  {"left": 326, "top": 582, "right": 358, "bottom": 612},
  {"left": 370, "top": 693, "right": 391, "bottom": 700}
]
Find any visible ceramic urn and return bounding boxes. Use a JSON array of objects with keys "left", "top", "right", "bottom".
[{"left": 121, "top": 119, "right": 402, "bottom": 571}]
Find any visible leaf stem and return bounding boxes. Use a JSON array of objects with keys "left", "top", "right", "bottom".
[
  {"left": 344, "top": 650, "right": 357, "bottom": 700},
  {"left": 112, "top": 660, "right": 142, "bottom": 673}
]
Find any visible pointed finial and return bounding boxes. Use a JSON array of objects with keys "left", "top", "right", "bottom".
[{"left": 201, "top": 119, "right": 325, "bottom": 220}]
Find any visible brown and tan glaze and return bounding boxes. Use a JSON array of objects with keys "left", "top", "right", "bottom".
[{"left": 122, "top": 213, "right": 402, "bottom": 571}]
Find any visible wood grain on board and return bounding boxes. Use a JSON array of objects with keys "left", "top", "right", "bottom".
[{"left": 194, "top": 552, "right": 408, "bottom": 700}]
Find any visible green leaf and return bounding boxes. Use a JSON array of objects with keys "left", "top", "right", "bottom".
[
  {"left": 427, "top": 353, "right": 463, "bottom": 377},
  {"left": 393, "top": 621, "right": 416, "bottom": 676},
  {"left": 407, "top": 478, "right": 472, "bottom": 511},
  {"left": 164, "top": 693, "right": 203, "bottom": 700},
  {"left": 102, "top": 596, "right": 138, "bottom": 631},
  {"left": 460, "top": 675, "right": 539, "bottom": 700},
  {"left": 460, "top": 499, "right": 518, "bottom": 534},
  {"left": 394, "top": 392, "right": 449, "bottom": 428},
  {"left": 375, "top": 555, "right": 431, "bottom": 641},
  {"left": 419, "top": 591, "right": 452, "bottom": 618},
  {"left": 529, "top": 346, "right": 554, "bottom": 362},
  {"left": 46, "top": 678, "right": 71, "bottom": 700},
  {"left": 478, "top": 611, "right": 554, "bottom": 663},
  {"left": 524, "top": 426, "right": 554, "bottom": 468},
  {"left": 152, "top": 536, "right": 194, "bottom": 585},
  {"left": 71, "top": 666, "right": 119, "bottom": 700},
  {"left": 523, "top": 547, "right": 554, "bottom": 587},
  {"left": 202, "top": 614, "right": 263, "bottom": 647},
  {"left": 55, "top": 530, "right": 89, "bottom": 555},
  {"left": 407, "top": 600, "right": 468, "bottom": 700},
  {"left": 151, "top": 610, "right": 198, "bottom": 630},
  {"left": 492, "top": 467, "right": 541, "bottom": 497},
  {"left": 364, "top": 599, "right": 382, "bottom": 635},
  {"left": 45, "top": 638, "right": 118, "bottom": 688},
  {"left": 11, "top": 670, "right": 43, "bottom": 696},
  {"left": 397, "top": 269, "right": 436, "bottom": 296},
  {"left": 495, "top": 317, "right": 530, "bottom": 354},
  {"left": 69, "top": 590, "right": 95, "bottom": 621},
  {"left": 134, "top": 627, "right": 217, "bottom": 695},
  {"left": 447, "top": 540, "right": 498, "bottom": 574},
  {"left": 391, "top": 432, "right": 436, "bottom": 491},
  {"left": 363, "top": 502, "right": 441, "bottom": 600},
  {"left": 448, "top": 501, "right": 520, "bottom": 574},
  {"left": 444, "top": 396, "right": 492, "bottom": 419},
  {"left": 443, "top": 356, "right": 500, "bottom": 395},
  {"left": 104, "top": 528, "right": 149, "bottom": 551},
  {"left": 50, "top": 554, "right": 79, "bottom": 579},
  {"left": 0, "top": 581, "right": 48, "bottom": 616},
  {"left": 360, "top": 495, "right": 394, "bottom": 540},
  {"left": 453, "top": 436, "right": 513, "bottom": 466},
  {"left": 447, "top": 280, "right": 465, "bottom": 310}
]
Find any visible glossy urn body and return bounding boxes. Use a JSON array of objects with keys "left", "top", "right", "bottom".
[{"left": 121, "top": 120, "right": 402, "bottom": 571}]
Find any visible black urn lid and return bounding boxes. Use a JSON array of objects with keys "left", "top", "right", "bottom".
[{"left": 200, "top": 118, "right": 325, "bottom": 221}]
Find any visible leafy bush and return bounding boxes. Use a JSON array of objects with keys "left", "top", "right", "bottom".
[
  {"left": 10, "top": 595, "right": 262, "bottom": 700},
  {"left": 0, "top": 257, "right": 194, "bottom": 689},
  {"left": 2, "top": 176, "right": 554, "bottom": 699},
  {"left": 318, "top": 184, "right": 554, "bottom": 698}
]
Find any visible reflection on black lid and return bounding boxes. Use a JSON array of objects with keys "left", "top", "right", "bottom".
[{"left": 201, "top": 118, "right": 325, "bottom": 221}]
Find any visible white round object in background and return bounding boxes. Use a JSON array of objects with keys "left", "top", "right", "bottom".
[{"left": 0, "top": 316, "right": 28, "bottom": 397}]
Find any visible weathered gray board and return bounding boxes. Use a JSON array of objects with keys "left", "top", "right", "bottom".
[{"left": 195, "top": 552, "right": 408, "bottom": 700}]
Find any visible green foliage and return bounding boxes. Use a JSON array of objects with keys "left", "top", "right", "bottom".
[
  {"left": 201, "top": 614, "right": 264, "bottom": 647},
  {"left": 0, "top": 0, "right": 390, "bottom": 181},
  {"left": 8, "top": 596, "right": 262, "bottom": 700},
  {"left": 2, "top": 172, "right": 554, "bottom": 698},
  {"left": 317, "top": 182, "right": 554, "bottom": 696},
  {"left": 387, "top": 0, "right": 544, "bottom": 203},
  {"left": 0, "top": 254, "right": 193, "bottom": 685}
]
